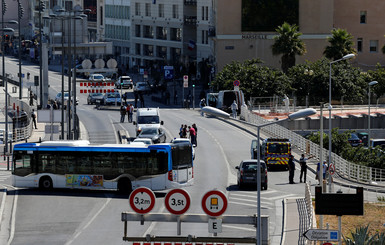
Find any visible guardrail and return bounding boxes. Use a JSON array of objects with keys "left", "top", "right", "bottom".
[{"left": 241, "top": 108, "right": 385, "bottom": 186}]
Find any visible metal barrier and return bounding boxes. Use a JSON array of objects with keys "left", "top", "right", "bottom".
[{"left": 241, "top": 109, "right": 385, "bottom": 186}]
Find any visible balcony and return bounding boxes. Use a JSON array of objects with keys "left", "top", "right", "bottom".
[
  {"left": 184, "top": 0, "right": 197, "bottom": 6},
  {"left": 184, "top": 16, "right": 197, "bottom": 26}
]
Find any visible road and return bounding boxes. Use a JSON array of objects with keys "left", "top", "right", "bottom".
[{"left": 0, "top": 56, "right": 382, "bottom": 244}]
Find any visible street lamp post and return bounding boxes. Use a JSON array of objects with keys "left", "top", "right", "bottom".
[
  {"left": 328, "top": 53, "right": 355, "bottom": 192},
  {"left": 17, "top": 0, "right": 23, "bottom": 99},
  {"left": 368, "top": 81, "right": 378, "bottom": 149},
  {"left": 255, "top": 108, "right": 316, "bottom": 245}
]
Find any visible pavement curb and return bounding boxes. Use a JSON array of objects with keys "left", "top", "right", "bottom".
[
  {"left": 281, "top": 198, "right": 287, "bottom": 245},
  {"left": 0, "top": 186, "right": 7, "bottom": 228}
]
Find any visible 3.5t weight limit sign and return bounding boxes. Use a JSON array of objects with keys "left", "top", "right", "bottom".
[
  {"left": 165, "top": 189, "right": 191, "bottom": 215},
  {"left": 129, "top": 187, "right": 156, "bottom": 214}
]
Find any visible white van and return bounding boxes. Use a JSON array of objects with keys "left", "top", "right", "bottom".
[
  {"left": 133, "top": 108, "right": 164, "bottom": 136},
  {"left": 217, "top": 90, "right": 245, "bottom": 114}
]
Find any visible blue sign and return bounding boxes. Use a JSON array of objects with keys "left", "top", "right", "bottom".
[{"left": 164, "top": 66, "right": 174, "bottom": 80}]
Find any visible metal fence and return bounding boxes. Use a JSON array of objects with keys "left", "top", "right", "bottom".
[{"left": 241, "top": 108, "right": 385, "bottom": 186}]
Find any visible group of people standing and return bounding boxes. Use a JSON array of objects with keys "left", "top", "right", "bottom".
[
  {"left": 120, "top": 103, "right": 134, "bottom": 123},
  {"left": 179, "top": 123, "right": 198, "bottom": 146}
]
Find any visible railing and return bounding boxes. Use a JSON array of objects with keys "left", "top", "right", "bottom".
[
  {"left": 304, "top": 183, "right": 315, "bottom": 245},
  {"left": 241, "top": 108, "right": 385, "bottom": 185}
]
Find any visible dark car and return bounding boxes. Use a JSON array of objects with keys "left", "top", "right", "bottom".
[
  {"left": 236, "top": 160, "right": 268, "bottom": 190},
  {"left": 137, "top": 127, "right": 166, "bottom": 143},
  {"left": 87, "top": 93, "right": 104, "bottom": 105},
  {"left": 357, "top": 132, "right": 368, "bottom": 146},
  {"left": 348, "top": 133, "right": 363, "bottom": 147}
]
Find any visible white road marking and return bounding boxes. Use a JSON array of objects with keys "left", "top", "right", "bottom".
[
  {"left": 229, "top": 201, "right": 271, "bottom": 208},
  {"left": 65, "top": 197, "right": 112, "bottom": 245}
]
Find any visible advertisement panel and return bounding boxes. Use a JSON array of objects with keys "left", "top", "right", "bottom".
[{"left": 66, "top": 175, "right": 103, "bottom": 187}]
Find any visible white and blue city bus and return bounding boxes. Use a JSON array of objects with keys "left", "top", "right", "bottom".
[{"left": 12, "top": 140, "right": 193, "bottom": 193}]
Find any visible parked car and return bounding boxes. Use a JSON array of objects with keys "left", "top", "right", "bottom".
[
  {"left": 235, "top": 160, "right": 268, "bottom": 190},
  {"left": 87, "top": 93, "right": 104, "bottom": 105},
  {"left": 348, "top": 133, "right": 363, "bottom": 147},
  {"left": 89, "top": 74, "right": 106, "bottom": 82},
  {"left": 134, "top": 82, "right": 150, "bottom": 93},
  {"left": 54, "top": 92, "right": 79, "bottom": 105},
  {"left": 103, "top": 92, "right": 121, "bottom": 105},
  {"left": 170, "top": 138, "right": 195, "bottom": 159},
  {"left": 115, "top": 76, "right": 133, "bottom": 89},
  {"left": 357, "top": 132, "right": 369, "bottom": 146},
  {"left": 136, "top": 127, "right": 166, "bottom": 143},
  {"left": 132, "top": 138, "right": 153, "bottom": 145}
]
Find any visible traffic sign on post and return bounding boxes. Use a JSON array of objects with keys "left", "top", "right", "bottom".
[
  {"left": 129, "top": 187, "right": 156, "bottom": 214},
  {"left": 164, "top": 189, "right": 191, "bottom": 215},
  {"left": 201, "top": 190, "right": 228, "bottom": 217},
  {"left": 183, "top": 75, "right": 188, "bottom": 88},
  {"left": 329, "top": 163, "right": 335, "bottom": 175},
  {"left": 303, "top": 229, "right": 339, "bottom": 241}
]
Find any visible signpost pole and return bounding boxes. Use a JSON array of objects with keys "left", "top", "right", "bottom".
[
  {"left": 177, "top": 216, "right": 181, "bottom": 235},
  {"left": 338, "top": 216, "right": 342, "bottom": 245}
]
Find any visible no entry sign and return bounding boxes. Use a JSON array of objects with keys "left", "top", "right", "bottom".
[
  {"left": 129, "top": 187, "right": 156, "bottom": 214},
  {"left": 164, "top": 189, "right": 191, "bottom": 215}
]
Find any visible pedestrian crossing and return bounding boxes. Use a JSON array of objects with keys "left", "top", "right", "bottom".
[
  {"left": 0, "top": 171, "right": 11, "bottom": 182},
  {"left": 228, "top": 189, "right": 302, "bottom": 209}
]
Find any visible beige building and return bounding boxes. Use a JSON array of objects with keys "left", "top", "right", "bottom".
[{"left": 213, "top": 0, "right": 385, "bottom": 72}]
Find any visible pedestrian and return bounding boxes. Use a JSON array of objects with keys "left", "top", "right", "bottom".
[
  {"left": 288, "top": 155, "right": 295, "bottom": 184},
  {"left": 200, "top": 98, "right": 206, "bottom": 116},
  {"left": 179, "top": 124, "right": 184, "bottom": 138},
  {"left": 53, "top": 101, "right": 58, "bottom": 110},
  {"left": 31, "top": 109, "right": 37, "bottom": 129},
  {"left": 134, "top": 91, "right": 138, "bottom": 108},
  {"left": 192, "top": 123, "right": 198, "bottom": 146},
  {"left": 182, "top": 125, "right": 188, "bottom": 138},
  {"left": 166, "top": 91, "right": 170, "bottom": 105},
  {"left": 128, "top": 104, "right": 134, "bottom": 123},
  {"left": 316, "top": 161, "right": 328, "bottom": 184},
  {"left": 299, "top": 154, "right": 313, "bottom": 183},
  {"left": 174, "top": 91, "right": 178, "bottom": 105},
  {"left": 29, "top": 91, "right": 34, "bottom": 106},
  {"left": 120, "top": 105, "right": 126, "bottom": 123},
  {"left": 231, "top": 100, "right": 238, "bottom": 119},
  {"left": 139, "top": 92, "right": 145, "bottom": 108},
  {"left": 188, "top": 126, "right": 197, "bottom": 146}
]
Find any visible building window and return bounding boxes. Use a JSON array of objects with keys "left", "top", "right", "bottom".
[
  {"left": 172, "top": 5, "right": 179, "bottom": 19},
  {"left": 144, "top": 45, "right": 154, "bottom": 56},
  {"left": 206, "top": 6, "right": 209, "bottom": 21},
  {"left": 145, "top": 3, "right": 151, "bottom": 17},
  {"left": 357, "top": 38, "right": 363, "bottom": 52},
  {"left": 156, "top": 26, "right": 167, "bottom": 40},
  {"left": 360, "top": 11, "right": 366, "bottom": 24},
  {"left": 205, "top": 30, "right": 208, "bottom": 44},
  {"left": 144, "top": 25, "right": 154, "bottom": 38},
  {"left": 201, "top": 6, "right": 204, "bottom": 21},
  {"left": 135, "top": 43, "right": 141, "bottom": 55},
  {"left": 157, "top": 46, "right": 167, "bottom": 58},
  {"left": 159, "top": 4, "right": 164, "bottom": 18},
  {"left": 170, "top": 28, "right": 182, "bottom": 41},
  {"left": 135, "top": 3, "right": 141, "bottom": 16},
  {"left": 135, "top": 25, "right": 141, "bottom": 37},
  {"left": 369, "top": 40, "right": 378, "bottom": 52}
]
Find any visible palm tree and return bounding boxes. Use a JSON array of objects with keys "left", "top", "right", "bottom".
[
  {"left": 324, "top": 28, "right": 356, "bottom": 60},
  {"left": 272, "top": 22, "right": 306, "bottom": 73}
]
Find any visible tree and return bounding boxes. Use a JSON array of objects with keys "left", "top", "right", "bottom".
[
  {"left": 271, "top": 22, "right": 306, "bottom": 73},
  {"left": 212, "top": 59, "right": 292, "bottom": 99},
  {"left": 324, "top": 28, "right": 356, "bottom": 61}
]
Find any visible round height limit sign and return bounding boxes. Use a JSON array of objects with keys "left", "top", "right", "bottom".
[
  {"left": 165, "top": 189, "right": 191, "bottom": 215},
  {"left": 129, "top": 187, "right": 156, "bottom": 214}
]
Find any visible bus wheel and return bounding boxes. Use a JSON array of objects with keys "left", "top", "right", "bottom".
[
  {"left": 39, "top": 176, "right": 53, "bottom": 189},
  {"left": 118, "top": 178, "right": 132, "bottom": 194}
]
